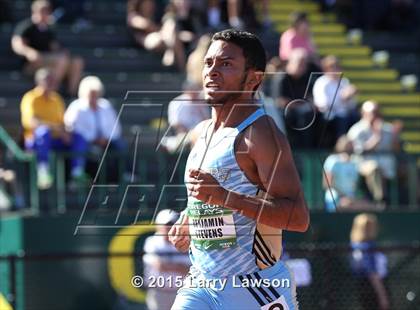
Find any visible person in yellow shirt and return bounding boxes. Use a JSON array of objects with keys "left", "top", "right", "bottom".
[{"left": 21, "top": 68, "right": 89, "bottom": 189}]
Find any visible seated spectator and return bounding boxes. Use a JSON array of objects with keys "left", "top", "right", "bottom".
[
  {"left": 225, "top": 0, "right": 262, "bottom": 31},
  {"left": 162, "top": 80, "right": 210, "bottom": 152},
  {"left": 224, "top": 0, "right": 243, "bottom": 29},
  {"left": 206, "top": 0, "right": 267, "bottom": 31},
  {"left": 347, "top": 101, "right": 403, "bottom": 204},
  {"left": 279, "top": 12, "right": 318, "bottom": 64},
  {"left": 127, "top": 0, "right": 187, "bottom": 69},
  {"left": 313, "top": 55, "right": 359, "bottom": 147},
  {"left": 143, "top": 209, "right": 190, "bottom": 310},
  {"left": 275, "top": 48, "right": 320, "bottom": 149},
  {"left": 11, "top": 0, "right": 84, "bottom": 96},
  {"left": 264, "top": 56, "right": 283, "bottom": 99},
  {"left": 258, "top": 0, "right": 272, "bottom": 29},
  {"left": 323, "top": 136, "right": 382, "bottom": 212},
  {"left": 168, "top": 80, "right": 210, "bottom": 133},
  {"left": 276, "top": 49, "right": 312, "bottom": 109},
  {"left": 0, "top": 169, "right": 13, "bottom": 211},
  {"left": 0, "top": 151, "right": 25, "bottom": 210},
  {"left": 349, "top": 213, "right": 390, "bottom": 310},
  {"left": 166, "top": 0, "right": 204, "bottom": 46},
  {"left": 64, "top": 76, "right": 126, "bottom": 173},
  {"left": 258, "top": 92, "right": 287, "bottom": 134},
  {"left": 207, "top": 0, "right": 238, "bottom": 30},
  {"left": 51, "top": 0, "right": 91, "bottom": 30},
  {"left": 20, "top": 68, "right": 88, "bottom": 189}
]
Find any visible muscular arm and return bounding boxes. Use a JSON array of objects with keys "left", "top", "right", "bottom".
[
  {"left": 188, "top": 116, "right": 309, "bottom": 232},
  {"left": 126, "top": 0, "right": 158, "bottom": 32},
  {"left": 11, "top": 35, "right": 39, "bottom": 60},
  {"left": 225, "top": 116, "right": 309, "bottom": 231},
  {"left": 127, "top": 13, "right": 154, "bottom": 31}
]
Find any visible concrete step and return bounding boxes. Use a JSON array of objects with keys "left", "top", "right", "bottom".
[
  {"left": 357, "top": 94, "right": 420, "bottom": 104},
  {"left": 0, "top": 72, "right": 183, "bottom": 97},
  {"left": 313, "top": 36, "right": 348, "bottom": 46},
  {"left": 404, "top": 143, "right": 420, "bottom": 154},
  {"left": 341, "top": 58, "right": 375, "bottom": 69},
  {"left": 0, "top": 95, "right": 177, "bottom": 126},
  {"left": 0, "top": 25, "right": 134, "bottom": 52},
  {"left": 354, "top": 82, "right": 403, "bottom": 92},
  {"left": 276, "top": 23, "right": 346, "bottom": 34},
  {"left": 382, "top": 107, "right": 420, "bottom": 117},
  {"left": 319, "top": 46, "right": 371, "bottom": 57},
  {"left": 401, "top": 132, "right": 420, "bottom": 142},
  {"left": 270, "top": 12, "right": 336, "bottom": 24},
  {"left": 269, "top": 2, "right": 319, "bottom": 13},
  {"left": 11, "top": 0, "right": 128, "bottom": 25},
  {"left": 345, "top": 69, "right": 399, "bottom": 81}
]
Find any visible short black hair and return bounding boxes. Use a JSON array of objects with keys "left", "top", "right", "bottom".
[
  {"left": 211, "top": 29, "right": 266, "bottom": 72},
  {"left": 290, "top": 12, "right": 308, "bottom": 28}
]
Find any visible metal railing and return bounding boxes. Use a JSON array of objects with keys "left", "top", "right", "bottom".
[
  {"left": 0, "top": 126, "right": 39, "bottom": 213},
  {"left": 1, "top": 125, "right": 419, "bottom": 213},
  {"left": 42, "top": 150, "right": 420, "bottom": 213}
]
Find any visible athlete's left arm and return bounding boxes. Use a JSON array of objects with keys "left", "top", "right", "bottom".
[
  {"left": 187, "top": 116, "right": 309, "bottom": 232},
  {"left": 227, "top": 116, "right": 309, "bottom": 231}
]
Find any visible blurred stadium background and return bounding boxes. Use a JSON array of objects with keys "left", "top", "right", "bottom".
[{"left": 0, "top": 0, "right": 419, "bottom": 309}]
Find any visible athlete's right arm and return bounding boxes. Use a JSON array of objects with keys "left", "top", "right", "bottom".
[
  {"left": 168, "top": 211, "right": 190, "bottom": 252},
  {"left": 167, "top": 119, "right": 210, "bottom": 251}
]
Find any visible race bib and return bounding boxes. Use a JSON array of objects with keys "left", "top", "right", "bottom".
[
  {"left": 187, "top": 198, "right": 237, "bottom": 251},
  {"left": 260, "top": 296, "right": 290, "bottom": 310}
]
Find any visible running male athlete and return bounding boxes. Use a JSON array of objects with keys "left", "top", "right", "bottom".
[{"left": 168, "top": 29, "right": 310, "bottom": 310}]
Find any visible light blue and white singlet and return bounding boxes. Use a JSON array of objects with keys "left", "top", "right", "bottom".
[{"left": 173, "top": 108, "right": 298, "bottom": 310}]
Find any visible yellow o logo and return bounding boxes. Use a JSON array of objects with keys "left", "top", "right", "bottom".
[{"left": 107, "top": 222, "right": 155, "bottom": 303}]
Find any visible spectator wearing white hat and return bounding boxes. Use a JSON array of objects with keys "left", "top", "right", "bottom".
[
  {"left": 313, "top": 55, "right": 359, "bottom": 147},
  {"left": 143, "top": 209, "right": 190, "bottom": 310},
  {"left": 347, "top": 101, "right": 402, "bottom": 203},
  {"left": 64, "top": 76, "right": 126, "bottom": 177},
  {"left": 163, "top": 79, "right": 210, "bottom": 152},
  {"left": 64, "top": 76, "right": 124, "bottom": 148}
]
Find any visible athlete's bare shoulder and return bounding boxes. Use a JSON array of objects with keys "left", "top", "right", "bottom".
[
  {"left": 242, "top": 114, "right": 289, "bottom": 154},
  {"left": 240, "top": 113, "right": 302, "bottom": 199}
]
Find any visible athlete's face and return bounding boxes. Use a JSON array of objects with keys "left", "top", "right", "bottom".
[{"left": 202, "top": 40, "right": 251, "bottom": 106}]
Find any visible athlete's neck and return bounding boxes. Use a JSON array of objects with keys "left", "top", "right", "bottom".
[{"left": 211, "top": 99, "right": 259, "bottom": 130}]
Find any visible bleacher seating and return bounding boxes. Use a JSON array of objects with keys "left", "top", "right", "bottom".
[
  {"left": 0, "top": 0, "right": 419, "bottom": 189},
  {"left": 0, "top": 0, "right": 184, "bottom": 144},
  {"left": 269, "top": 0, "right": 420, "bottom": 160},
  {"left": 2, "top": 0, "right": 417, "bottom": 151}
]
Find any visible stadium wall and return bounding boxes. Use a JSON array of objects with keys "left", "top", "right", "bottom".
[{"left": 0, "top": 212, "right": 419, "bottom": 310}]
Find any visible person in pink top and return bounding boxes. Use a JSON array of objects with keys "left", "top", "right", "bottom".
[{"left": 279, "top": 12, "right": 317, "bottom": 63}]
